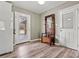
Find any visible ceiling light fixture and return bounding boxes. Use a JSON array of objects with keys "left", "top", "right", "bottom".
[{"left": 38, "top": 1, "right": 45, "bottom": 5}]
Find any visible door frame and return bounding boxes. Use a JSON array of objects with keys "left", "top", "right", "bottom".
[{"left": 14, "top": 11, "right": 31, "bottom": 44}]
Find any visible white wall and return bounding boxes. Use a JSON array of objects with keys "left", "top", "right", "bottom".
[
  {"left": 41, "top": 1, "right": 79, "bottom": 43},
  {"left": 14, "top": 6, "right": 41, "bottom": 40}
]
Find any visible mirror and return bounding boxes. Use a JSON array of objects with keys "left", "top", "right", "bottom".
[{"left": 45, "top": 14, "right": 55, "bottom": 36}]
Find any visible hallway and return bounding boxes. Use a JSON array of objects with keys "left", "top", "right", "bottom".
[{"left": 0, "top": 1, "right": 79, "bottom": 58}]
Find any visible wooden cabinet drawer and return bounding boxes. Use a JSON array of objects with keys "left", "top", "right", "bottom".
[{"left": 42, "top": 37, "right": 50, "bottom": 43}]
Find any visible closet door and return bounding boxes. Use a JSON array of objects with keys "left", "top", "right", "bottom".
[
  {"left": 0, "top": 2, "right": 13, "bottom": 54},
  {"left": 60, "top": 6, "right": 77, "bottom": 50}
]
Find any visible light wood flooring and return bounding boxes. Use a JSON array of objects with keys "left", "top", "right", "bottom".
[{"left": 0, "top": 41, "right": 79, "bottom": 58}]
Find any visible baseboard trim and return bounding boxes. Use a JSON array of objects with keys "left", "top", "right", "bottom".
[
  {"left": 55, "top": 43, "right": 61, "bottom": 45},
  {"left": 15, "top": 38, "right": 41, "bottom": 45},
  {"left": 0, "top": 51, "right": 13, "bottom": 56},
  {"left": 29, "top": 38, "right": 41, "bottom": 42}
]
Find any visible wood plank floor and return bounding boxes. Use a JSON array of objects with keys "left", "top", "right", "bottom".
[{"left": 0, "top": 42, "right": 79, "bottom": 58}]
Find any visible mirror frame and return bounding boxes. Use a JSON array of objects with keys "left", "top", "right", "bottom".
[{"left": 45, "top": 14, "right": 55, "bottom": 37}]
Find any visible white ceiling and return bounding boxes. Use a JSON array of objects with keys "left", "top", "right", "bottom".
[{"left": 13, "top": 1, "right": 66, "bottom": 14}]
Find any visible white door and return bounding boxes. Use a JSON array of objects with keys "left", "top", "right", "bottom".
[
  {"left": 0, "top": 2, "right": 13, "bottom": 54},
  {"left": 15, "top": 12, "right": 31, "bottom": 44},
  {"left": 60, "top": 6, "right": 77, "bottom": 50}
]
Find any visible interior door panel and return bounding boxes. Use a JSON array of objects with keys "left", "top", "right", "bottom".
[{"left": 60, "top": 7, "right": 77, "bottom": 50}]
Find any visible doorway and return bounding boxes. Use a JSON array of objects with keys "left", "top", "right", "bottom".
[{"left": 15, "top": 12, "right": 31, "bottom": 44}]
